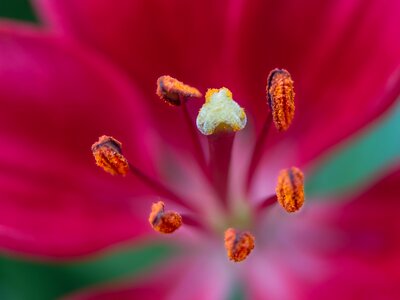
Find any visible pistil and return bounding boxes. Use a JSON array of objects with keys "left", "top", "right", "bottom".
[{"left": 196, "top": 88, "right": 247, "bottom": 209}]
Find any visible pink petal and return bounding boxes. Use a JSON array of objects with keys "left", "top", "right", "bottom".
[
  {"left": 68, "top": 254, "right": 230, "bottom": 300},
  {"left": 253, "top": 168, "right": 400, "bottom": 299},
  {"left": 0, "top": 22, "right": 158, "bottom": 257}
]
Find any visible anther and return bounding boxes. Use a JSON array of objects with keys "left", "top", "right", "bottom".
[
  {"left": 149, "top": 201, "right": 183, "bottom": 234},
  {"left": 276, "top": 167, "right": 304, "bottom": 213},
  {"left": 196, "top": 87, "right": 247, "bottom": 135},
  {"left": 156, "top": 75, "right": 202, "bottom": 106},
  {"left": 91, "top": 135, "right": 129, "bottom": 176},
  {"left": 224, "top": 228, "right": 255, "bottom": 262},
  {"left": 266, "top": 69, "right": 295, "bottom": 131}
]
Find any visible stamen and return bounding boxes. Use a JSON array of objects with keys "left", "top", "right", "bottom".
[
  {"left": 276, "top": 167, "right": 305, "bottom": 213},
  {"left": 91, "top": 135, "right": 129, "bottom": 176},
  {"left": 156, "top": 75, "right": 208, "bottom": 177},
  {"left": 255, "top": 194, "right": 277, "bottom": 212},
  {"left": 156, "top": 75, "right": 202, "bottom": 106},
  {"left": 180, "top": 95, "right": 209, "bottom": 176},
  {"left": 149, "top": 201, "right": 182, "bottom": 234},
  {"left": 128, "top": 162, "right": 199, "bottom": 213},
  {"left": 224, "top": 228, "right": 255, "bottom": 262},
  {"left": 196, "top": 88, "right": 247, "bottom": 135},
  {"left": 245, "top": 113, "right": 272, "bottom": 192},
  {"left": 91, "top": 136, "right": 199, "bottom": 213},
  {"left": 267, "top": 69, "right": 295, "bottom": 131}
]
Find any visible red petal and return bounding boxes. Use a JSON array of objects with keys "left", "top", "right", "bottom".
[
  {"left": 34, "top": 0, "right": 239, "bottom": 153},
  {"left": 35, "top": 0, "right": 400, "bottom": 170},
  {"left": 0, "top": 23, "right": 156, "bottom": 257},
  {"left": 258, "top": 169, "right": 400, "bottom": 299},
  {"left": 231, "top": 0, "right": 400, "bottom": 163}
]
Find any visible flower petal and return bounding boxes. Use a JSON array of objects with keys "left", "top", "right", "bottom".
[
  {"left": 68, "top": 255, "right": 230, "bottom": 300},
  {"left": 260, "top": 169, "right": 400, "bottom": 299},
  {"left": 231, "top": 0, "right": 400, "bottom": 163},
  {"left": 0, "top": 22, "right": 157, "bottom": 257},
  {"left": 34, "top": 0, "right": 240, "bottom": 153},
  {"left": 34, "top": 0, "right": 400, "bottom": 162}
]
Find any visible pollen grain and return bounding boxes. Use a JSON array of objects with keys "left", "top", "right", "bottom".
[
  {"left": 149, "top": 201, "right": 183, "bottom": 234},
  {"left": 91, "top": 135, "right": 129, "bottom": 176},
  {"left": 224, "top": 228, "right": 255, "bottom": 262},
  {"left": 276, "top": 167, "right": 304, "bottom": 212},
  {"left": 156, "top": 75, "right": 202, "bottom": 106},
  {"left": 267, "top": 69, "right": 295, "bottom": 131}
]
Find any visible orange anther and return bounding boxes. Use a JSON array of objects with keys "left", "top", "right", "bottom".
[
  {"left": 266, "top": 69, "right": 295, "bottom": 131},
  {"left": 276, "top": 167, "right": 305, "bottom": 212},
  {"left": 156, "top": 75, "right": 202, "bottom": 106},
  {"left": 91, "top": 135, "right": 129, "bottom": 176},
  {"left": 149, "top": 201, "right": 182, "bottom": 234},
  {"left": 224, "top": 228, "right": 255, "bottom": 262}
]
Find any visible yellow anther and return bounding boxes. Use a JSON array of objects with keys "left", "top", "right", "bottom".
[
  {"left": 266, "top": 69, "right": 295, "bottom": 131},
  {"left": 91, "top": 135, "right": 129, "bottom": 176},
  {"left": 196, "top": 87, "right": 247, "bottom": 135},
  {"left": 156, "top": 75, "right": 202, "bottom": 106},
  {"left": 224, "top": 228, "right": 255, "bottom": 262},
  {"left": 276, "top": 167, "right": 305, "bottom": 213},
  {"left": 149, "top": 201, "right": 183, "bottom": 234}
]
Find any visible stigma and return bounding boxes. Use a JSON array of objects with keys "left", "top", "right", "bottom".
[
  {"left": 276, "top": 167, "right": 305, "bottom": 213},
  {"left": 91, "top": 135, "right": 129, "bottom": 176},
  {"left": 224, "top": 228, "right": 255, "bottom": 262},
  {"left": 149, "top": 201, "right": 183, "bottom": 234},
  {"left": 266, "top": 69, "right": 295, "bottom": 131},
  {"left": 156, "top": 75, "right": 202, "bottom": 106},
  {"left": 196, "top": 88, "right": 247, "bottom": 135}
]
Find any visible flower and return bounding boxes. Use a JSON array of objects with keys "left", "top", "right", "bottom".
[{"left": 0, "top": 0, "right": 400, "bottom": 299}]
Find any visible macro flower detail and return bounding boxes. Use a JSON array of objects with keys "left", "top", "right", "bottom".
[
  {"left": 224, "top": 228, "right": 255, "bottom": 262},
  {"left": 267, "top": 68, "right": 295, "bottom": 131},
  {"left": 156, "top": 75, "right": 202, "bottom": 106},
  {"left": 93, "top": 73, "right": 302, "bottom": 261},
  {"left": 196, "top": 88, "right": 247, "bottom": 135},
  {"left": 91, "top": 135, "right": 129, "bottom": 176},
  {"left": 148, "top": 201, "right": 182, "bottom": 234},
  {"left": 276, "top": 166, "right": 305, "bottom": 213},
  {"left": 3, "top": 0, "right": 400, "bottom": 298}
]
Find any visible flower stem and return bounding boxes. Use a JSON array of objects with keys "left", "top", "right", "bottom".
[
  {"left": 254, "top": 194, "right": 277, "bottom": 219},
  {"left": 180, "top": 95, "right": 209, "bottom": 177},
  {"left": 246, "top": 114, "right": 272, "bottom": 193},
  {"left": 255, "top": 194, "right": 277, "bottom": 211},
  {"left": 181, "top": 214, "right": 210, "bottom": 234},
  {"left": 207, "top": 131, "right": 235, "bottom": 210},
  {"left": 128, "top": 163, "right": 199, "bottom": 213}
]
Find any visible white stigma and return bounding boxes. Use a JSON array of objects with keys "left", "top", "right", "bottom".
[{"left": 196, "top": 88, "right": 247, "bottom": 135}]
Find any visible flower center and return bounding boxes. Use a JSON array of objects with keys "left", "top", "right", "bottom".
[{"left": 91, "top": 69, "right": 303, "bottom": 263}]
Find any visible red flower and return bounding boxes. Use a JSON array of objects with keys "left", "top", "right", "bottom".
[{"left": 0, "top": 0, "right": 399, "bottom": 298}]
